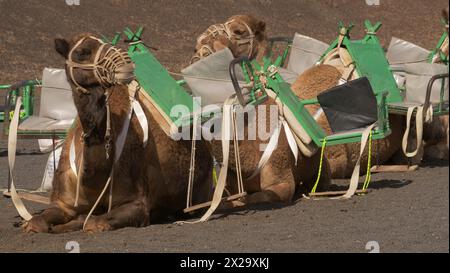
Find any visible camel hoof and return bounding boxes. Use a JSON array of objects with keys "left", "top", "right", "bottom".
[
  {"left": 83, "top": 217, "right": 112, "bottom": 233},
  {"left": 23, "top": 217, "right": 50, "bottom": 233}
]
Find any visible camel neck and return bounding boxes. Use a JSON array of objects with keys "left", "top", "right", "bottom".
[{"left": 73, "top": 86, "right": 108, "bottom": 147}]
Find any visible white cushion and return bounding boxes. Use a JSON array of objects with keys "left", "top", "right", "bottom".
[
  {"left": 386, "top": 37, "right": 430, "bottom": 65},
  {"left": 403, "top": 63, "right": 449, "bottom": 104},
  {"left": 18, "top": 116, "right": 73, "bottom": 131},
  {"left": 39, "top": 68, "right": 77, "bottom": 121},
  {"left": 287, "top": 33, "right": 329, "bottom": 75},
  {"left": 182, "top": 48, "right": 246, "bottom": 106}
]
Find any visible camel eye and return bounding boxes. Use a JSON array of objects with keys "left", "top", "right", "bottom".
[
  {"left": 81, "top": 48, "right": 91, "bottom": 56},
  {"left": 75, "top": 48, "right": 91, "bottom": 57},
  {"left": 234, "top": 29, "right": 244, "bottom": 35}
]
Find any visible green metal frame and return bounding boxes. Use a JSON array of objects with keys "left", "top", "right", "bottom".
[
  {"left": 120, "top": 27, "right": 267, "bottom": 129},
  {"left": 0, "top": 81, "right": 36, "bottom": 122},
  {"left": 321, "top": 20, "right": 449, "bottom": 117},
  {"left": 266, "top": 37, "right": 293, "bottom": 68},
  {"left": 248, "top": 57, "right": 390, "bottom": 147},
  {"left": 321, "top": 21, "right": 403, "bottom": 104},
  {"left": 428, "top": 22, "right": 449, "bottom": 65},
  {"left": 2, "top": 79, "right": 70, "bottom": 139},
  {"left": 123, "top": 27, "right": 199, "bottom": 128}
]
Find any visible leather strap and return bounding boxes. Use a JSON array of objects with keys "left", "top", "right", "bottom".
[
  {"left": 6, "top": 97, "right": 34, "bottom": 221},
  {"left": 401, "top": 105, "right": 433, "bottom": 158},
  {"left": 178, "top": 96, "right": 235, "bottom": 224}
]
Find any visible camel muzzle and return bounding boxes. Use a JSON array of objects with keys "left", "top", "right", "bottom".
[
  {"left": 66, "top": 36, "right": 136, "bottom": 93},
  {"left": 113, "top": 62, "right": 136, "bottom": 85}
]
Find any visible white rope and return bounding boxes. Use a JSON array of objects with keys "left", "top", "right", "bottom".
[{"left": 66, "top": 36, "right": 134, "bottom": 94}]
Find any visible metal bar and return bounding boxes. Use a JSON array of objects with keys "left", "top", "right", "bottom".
[
  {"left": 424, "top": 73, "right": 449, "bottom": 117},
  {"left": 183, "top": 192, "right": 247, "bottom": 213},
  {"left": 52, "top": 131, "right": 56, "bottom": 173},
  {"left": 300, "top": 98, "right": 319, "bottom": 105},
  {"left": 309, "top": 189, "right": 368, "bottom": 197},
  {"left": 229, "top": 56, "right": 251, "bottom": 106}
]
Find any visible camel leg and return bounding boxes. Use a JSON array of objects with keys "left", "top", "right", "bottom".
[
  {"left": 245, "top": 162, "right": 296, "bottom": 204},
  {"left": 303, "top": 157, "right": 332, "bottom": 192},
  {"left": 83, "top": 200, "right": 148, "bottom": 233},
  {"left": 50, "top": 215, "right": 87, "bottom": 234},
  {"left": 24, "top": 205, "right": 75, "bottom": 233}
]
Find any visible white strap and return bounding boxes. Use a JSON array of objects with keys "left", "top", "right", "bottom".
[
  {"left": 69, "top": 136, "right": 77, "bottom": 176},
  {"left": 132, "top": 99, "right": 148, "bottom": 147},
  {"left": 178, "top": 96, "right": 235, "bottom": 224},
  {"left": 402, "top": 106, "right": 426, "bottom": 158},
  {"left": 7, "top": 97, "right": 34, "bottom": 221},
  {"left": 246, "top": 117, "right": 298, "bottom": 180},
  {"left": 82, "top": 99, "right": 133, "bottom": 229},
  {"left": 246, "top": 118, "right": 282, "bottom": 180},
  {"left": 282, "top": 117, "right": 299, "bottom": 163},
  {"left": 330, "top": 123, "right": 376, "bottom": 200},
  {"left": 82, "top": 85, "right": 142, "bottom": 229}
]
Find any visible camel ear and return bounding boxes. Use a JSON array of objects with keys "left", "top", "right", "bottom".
[
  {"left": 442, "top": 9, "right": 449, "bottom": 22},
  {"left": 55, "top": 38, "right": 70, "bottom": 59},
  {"left": 257, "top": 20, "right": 266, "bottom": 33}
]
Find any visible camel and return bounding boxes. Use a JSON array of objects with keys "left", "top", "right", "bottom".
[
  {"left": 423, "top": 115, "right": 449, "bottom": 160},
  {"left": 423, "top": 8, "right": 449, "bottom": 160},
  {"left": 23, "top": 34, "right": 213, "bottom": 233},
  {"left": 291, "top": 64, "right": 406, "bottom": 178},
  {"left": 190, "top": 15, "right": 268, "bottom": 64}
]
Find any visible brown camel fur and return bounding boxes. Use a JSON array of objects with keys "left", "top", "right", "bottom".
[
  {"left": 291, "top": 64, "right": 405, "bottom": 178},
  {"left": 209, "top": 98, "right": 332, "bottom": 206},
  {"left": 24, "top": 34, "right": 212, "bottom": 233},
  {"left": 423, "top": 8, "right": 449, "bottom": 160},
  {"left": 191, "top": 15, "right": 268, "bottom": 63}
]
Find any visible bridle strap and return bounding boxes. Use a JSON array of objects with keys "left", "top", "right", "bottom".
[
  {"left": 66, "top": 36, "right": 133, "bottom": 94},
  {"left": 224, "top": 19, "right": 256, "bottom": 58}
]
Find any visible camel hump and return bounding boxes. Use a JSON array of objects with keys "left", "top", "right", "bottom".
[{"left": 291, "top": 64, "right": 341, "bottom": 100}]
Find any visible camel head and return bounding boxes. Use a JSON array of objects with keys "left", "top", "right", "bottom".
[
  {"left": 224, "top": 14, "right": 267, "bottom": 60},
  {"left": 54, "top": 34, "right": 135, "bottom": 147},
  {"left": 54, "top": 34, "right": 135, "bottom": 95},
  {"left": 191, "top": 15, "right": 267, "bottom": 63}
]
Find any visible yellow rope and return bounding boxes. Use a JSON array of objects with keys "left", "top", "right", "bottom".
[
  {"left": 212, "top": 166, "right": 218, "bottom": 186},
  {"left": 362, "top": 131, "right": 373, "bottom": 191},
  {"left": 311, "top": 138, "right": 327, "bottom": 194}
]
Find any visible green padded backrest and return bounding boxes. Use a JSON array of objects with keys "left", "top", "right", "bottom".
[
  {"left": 322, "top": 21, "right": 403, "bottom": 104},
  {"left": 124, "top": 28, "right": 197, "bottom": 128}
]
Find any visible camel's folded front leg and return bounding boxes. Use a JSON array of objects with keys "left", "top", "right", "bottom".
[
  {"left": 24, "top": 204, "right": 76, "bottom": 233},
  {"left": 83, "top": 200, "right": 149, "bottom": 233}
]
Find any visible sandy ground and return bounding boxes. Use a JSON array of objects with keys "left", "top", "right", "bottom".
[{"left": 0, "top": 0, "right": 448, "bottom": 252}]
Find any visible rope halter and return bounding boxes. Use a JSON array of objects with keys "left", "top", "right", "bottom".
[
  {"left": 194, "top": 19, "right": 256, "bottom": 62},
  {"left": 66, "top": 36, "right": 135, "bottom": 94}
]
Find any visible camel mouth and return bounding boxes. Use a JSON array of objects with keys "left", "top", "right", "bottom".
[{"left": 114, "top": 62, "right": 136, "bottom": 85}]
